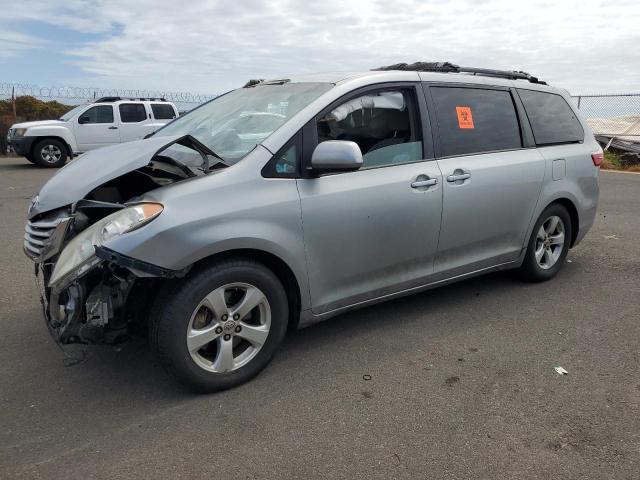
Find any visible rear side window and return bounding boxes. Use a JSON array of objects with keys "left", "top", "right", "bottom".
[
  {"left": 119, "top": 103, "right": 147, "bottom": 123},
  {"left": 431, "top": 87, "right": 522, "bottom": 157},
  {"left": 79, "top": 105, "right": 114, "bottom": 124},
  {"left": 517, "top": 89, "right": 583, "bottom": 145},
  {"left": 151, "top": 104, "right": 176, "bottom": 120}
]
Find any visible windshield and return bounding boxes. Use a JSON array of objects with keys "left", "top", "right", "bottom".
[
  {"left": 155, "top": 82, "right": 332, "bottom": 163},
  {"left": 59, "top": 104, "right": 87, "bottom": 121}
]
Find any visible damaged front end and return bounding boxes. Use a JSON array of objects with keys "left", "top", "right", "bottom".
[
  {"left": 34, "top": 244, "right": 185, "bottom": 345},
  {"left": 25, "top": 136, "right": 210, "bottom": 345},
  {"left": 29, "top": 203, "right": 187, "bottom": 345}
]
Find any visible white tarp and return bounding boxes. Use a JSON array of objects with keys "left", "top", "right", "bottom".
[{"left": 586, "top": 116, "right": 640, "bottom": 143}]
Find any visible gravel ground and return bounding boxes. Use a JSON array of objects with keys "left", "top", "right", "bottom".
[{"left": 1, "top": 156, "right": 639, "bottom": 479}]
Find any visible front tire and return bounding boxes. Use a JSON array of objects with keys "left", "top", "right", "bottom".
[
  {"left": 32, "top": 139, "right": 68, "bottom": 168},
  {"left": 518, "top": 204, "right": 572, "bottom": 282},
  {"left": 150, "top": 258, "right": 289, "bottom": 392}
]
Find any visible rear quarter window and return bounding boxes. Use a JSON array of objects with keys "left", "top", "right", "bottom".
[
  {"left": 430, "top": 87, "right": 522, "bottom": 157},
  {"left": 517, "top": 89, "right": 584, "bottom": 145}
]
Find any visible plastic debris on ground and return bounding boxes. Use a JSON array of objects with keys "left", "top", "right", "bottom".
[{"left": 554, "top": 366, "right": 568, "bottom": 375}]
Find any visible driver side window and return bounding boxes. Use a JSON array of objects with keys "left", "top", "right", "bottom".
[
  {"left": 79, "top": 105, "right": 114, "bottom": 124},
  {"left": 316, "top": 89, "right": 422, "bottom": 169}
]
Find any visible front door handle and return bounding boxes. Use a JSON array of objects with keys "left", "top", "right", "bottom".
[
  {"left": 447, "top": 173, "right": 471, "bottom": 182},
  {"left": 108, "top": 126, "right": 118, "bottom": 130},
  {"left": 411, "top": 178, "right": 438, "bottom": 188}
]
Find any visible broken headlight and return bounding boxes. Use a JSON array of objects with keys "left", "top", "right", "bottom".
[{"left": 49, "top": 203, "right": 164, "bottom": 289}]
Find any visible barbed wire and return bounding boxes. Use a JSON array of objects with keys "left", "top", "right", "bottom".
[
  {"left": 0, "top": 82, "right": 217, "bottom": 105},
  {"left": 1, "top": 82, "right": 639, "bottom": 137}
]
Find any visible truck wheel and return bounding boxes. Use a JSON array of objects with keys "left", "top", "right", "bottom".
[
  {"left": 32, "top": 139, "right": 68, "bottom": 168},
  {"left": 150, "top": 257, "right": 289, "bottom": 392}
]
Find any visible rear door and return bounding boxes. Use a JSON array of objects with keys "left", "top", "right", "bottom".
[
  {"left": 296, "top": 85, "right": 443, "bottom": 314},
  {"left": 425, "top": 84, "right": 545, "bottom": 277},
  {"left": 74, "top": 104, "right": 120, "bottom": 151},
  {"left": 117, "top": 103, "right": 152, "bottom": 142}
]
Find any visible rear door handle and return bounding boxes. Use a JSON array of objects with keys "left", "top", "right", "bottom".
[
  {"left": 411, "top": 178, "right": 438, "bottom": 188},
  {"left": 108, "top": 126, "right": 118, "bottom": 130},
  {"left": 447, "top": 173, "right": 471, "bottom": 182}
]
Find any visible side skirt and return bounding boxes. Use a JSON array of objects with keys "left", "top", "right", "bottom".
[{"left": 297, "top": 255, "right": 524, "bottom": 329}]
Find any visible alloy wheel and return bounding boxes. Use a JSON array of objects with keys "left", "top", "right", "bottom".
[
  {"left": 40, "top": 144, "right": 62, "bottom": 164},
  {"left": 186, "top": 282, "right": 271, "bottom": 373},
  {"left": 534, "top": 215, "right": 565, "bottom": 270}
]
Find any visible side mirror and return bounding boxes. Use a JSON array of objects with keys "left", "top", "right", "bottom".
[
  {"left": 78, "top": 116, "right": 90, "bottom": 124},
  {"left": 311, "top": 141, "right": 363, "bottom": 172}
]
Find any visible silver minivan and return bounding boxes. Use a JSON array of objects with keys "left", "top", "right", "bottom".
[{"left": 25, "top": 63, "right": 600, "bottom": 391}]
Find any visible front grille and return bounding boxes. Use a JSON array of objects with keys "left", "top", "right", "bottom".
[{"left": 24, "top": 212, "right": 72, "bottom": 262}]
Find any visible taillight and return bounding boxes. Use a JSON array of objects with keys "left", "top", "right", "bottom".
[{"left": 591, "top": 151, "right": 604, "bottom": 167}]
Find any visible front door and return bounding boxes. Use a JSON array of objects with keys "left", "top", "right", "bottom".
[
  {"left": 74, "top": 105, "right": 120, "bottom": 151},
  {"left": 426, "top": 85, "right": 545, "bottom": 277},
  {"left": 297, "top": 87, "right": 443, "bottom": 314}
]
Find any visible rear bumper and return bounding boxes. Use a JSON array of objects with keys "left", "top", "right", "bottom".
[{"left": 9, "top": 136, "right": 36, "bottom": 157}]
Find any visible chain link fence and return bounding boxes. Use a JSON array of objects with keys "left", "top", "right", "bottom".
[
  {"left": 572, "top": 93, "right": 640, "bottom": 142},
  {"left": 0, "top": 82, "right": 218, "bottom": 112}
]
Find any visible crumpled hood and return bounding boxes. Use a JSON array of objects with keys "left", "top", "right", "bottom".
[
  {"left": 13, "top": 119, "right": 66, "bottom": 129},
  {"left": 29, "top": 135, "right": 183, "bottom": 219}
]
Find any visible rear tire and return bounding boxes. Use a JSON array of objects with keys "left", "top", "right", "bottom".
[
  {"left": 32, "top": 139, "right": 68, "bottom": 168},
  {"left": 150, "top": 257, "right": 289, "bottom": 392},
  {"left": 517, "top": 203, "right": 572, "bottom": 282}
]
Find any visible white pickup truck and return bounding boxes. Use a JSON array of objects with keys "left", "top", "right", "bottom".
[{"left": 7, "top": 97, "right": 179, "bottom": 167}]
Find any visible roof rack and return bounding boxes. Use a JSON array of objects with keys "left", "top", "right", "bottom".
[
  {"left": 373, "top": 62, "right": 547, "bottom": 85},
  {"left": 94, "top": 96, "right": 168, "bottom": 102}
]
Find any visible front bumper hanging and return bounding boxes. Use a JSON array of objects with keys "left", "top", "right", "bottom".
[{"left": 37, "top": 247, "right": 188, "bottom": 345}]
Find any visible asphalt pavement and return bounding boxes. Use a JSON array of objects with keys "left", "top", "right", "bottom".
[{"left": 1, "top": 156, "right": 639, "bottom": 479}]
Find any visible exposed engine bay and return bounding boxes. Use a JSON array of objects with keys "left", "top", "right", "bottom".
[{"left": 26, "top": 136, "right": 224, "bottom": 345}]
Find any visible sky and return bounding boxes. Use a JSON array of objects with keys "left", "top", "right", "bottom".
[{"left": 1, "top": 0, "right": 639, "bottom": 96}]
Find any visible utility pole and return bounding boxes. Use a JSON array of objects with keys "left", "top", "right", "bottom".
[{"left": 11, "top": 86, "right": 17, "bottom": 119}]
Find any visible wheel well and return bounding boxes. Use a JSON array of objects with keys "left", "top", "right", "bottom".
[
  {"left": 30, "top": 137, "right": 72, "bottom": 159},
  {"left": 194, "top": 249, "right": 302, "bottom": 330},
  {"left": 550, "top": 198, "right": 579, "bottom": 247}
]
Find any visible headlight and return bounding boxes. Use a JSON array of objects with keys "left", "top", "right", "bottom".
[
  {"left": 49, "top": 203, "right": 163, "bottom": 289},
  {"left": 14, "top": 128, "right": 28, "bottom": 137}
]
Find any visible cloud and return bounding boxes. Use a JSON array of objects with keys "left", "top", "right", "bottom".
[
  {"left": 3, "top": 0, "right": 640, "bottom": 93},
  {"left": 0, "top": 30, "right": 43, "bottom": 58}
]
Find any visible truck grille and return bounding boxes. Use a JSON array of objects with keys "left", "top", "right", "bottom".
[{"left": 24, "top": 213, "right": 72, "bottom": 262}]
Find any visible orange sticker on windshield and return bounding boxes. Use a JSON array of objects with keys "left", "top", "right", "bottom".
[{"left": 456, "top": 106, "right": 474, "bottom": 129}]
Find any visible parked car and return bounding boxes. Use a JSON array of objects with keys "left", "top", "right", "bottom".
[
  {"left": 24, "top": 64, "right": 600, "bottom": 392},
  {"left": 8, "top": 97, "right": 178, "bottom": 167}
]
